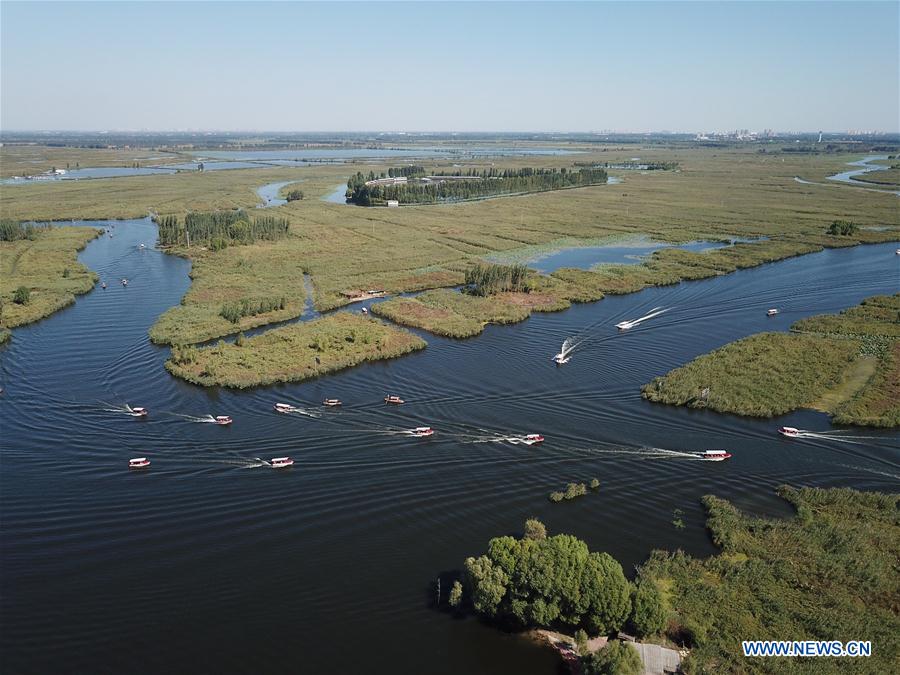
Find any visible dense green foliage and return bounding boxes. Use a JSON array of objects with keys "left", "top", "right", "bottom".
[
  {"left": 0, "top": 220, "right": 43, "bottom": 241},
  {"left": 346, "top": 167, "right": 608, "bottom": 205},
  {"left": 827, "top": 219, "right": 859, "bottom": 236},
  {"left": 154, "top": 211, "right": 290, "bottom": 248},
  {"left": 629, "top": 577, "right": 666, "bottom": 637},
  {"left": 387, "top": 165, "right": 425, "bottom": 178},
  {"left": 461, "top": 521, "right": 632, "bottom": 634},
  {"left": 642, "top": 486, "right": 900, "bottom": 674},
  {"left": 464, "top": 263, "right": 529, "bottom": 296},
  {"left": 582, "top": 641, "right": 643, "bottom": 675},
  {"left": 220, "top": 296, "right": 287, "bottom": 324},
  {"left": 12, "top": 286, "right": 30, "bottom": 305},
  {"left": 286, "top": 189, "right": 304, "bottom": 202},
  {"left": 549, "top": 482, "right": 588, "bottom": 502}
]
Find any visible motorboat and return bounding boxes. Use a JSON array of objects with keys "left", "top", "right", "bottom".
[
  {"left": 129, "top": 457, "right": 151, "bottom": 469},
  {"left": 699, "top": 450, "right": 732, "bottom": 461},
  {"left": 129, "top": 407, "right": 148, "bottom": 417},
  {"left": 361, "top": 307, "right": 368, "bottom": 314},
  {"left": 411, "top": 426, "right": 434, "bottom": 437},
  {"left": 552, "top": 353, "right": 570, "bottom": 365},
  {"left": 767, "top": 308, "right": 779, "bottom": 316},
  {"left": 384, "top": 395, "right": 404, "bottom": 405},
  {"left": 270, "top": 457, "right": 294, "bottom": 469},
  {"left": 778, "top": 426, "right": 800, "bottom": 437},
  {"left": 615, "top": 320, "right": 635, "bottom": 330},
  {"left": 616, "top": 307, "right": 668, "bottom": 330},
  {"left": 121, "top": 278, "right": 128, "bottom": 286},
  {"left": 101, "top": 281, "right": 107, "bottom": 289},
  {"left": 274, "top": 403, "right": 297, "bottom": 413},
  {"left": 322, "top": 398, "right": 342, "bottom": 407},
  {"left": 139, "top": 243, "right": 145, "bottom": 249},
  {"left": 214, "top": 415, "right": 232, "bottom": 425},
  {"left": 522, "top": 434, "right": 545, "bottom": 445}
]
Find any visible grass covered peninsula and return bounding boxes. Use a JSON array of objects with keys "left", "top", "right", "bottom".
[
  {"left": 642, "top": 294, "right": 900, "bottom": 427},
  {"left": 164, "top": 312, "right": 425, "bottom": 388}
]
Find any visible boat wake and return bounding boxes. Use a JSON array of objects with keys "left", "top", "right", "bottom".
[
  {"left": 171, "top": 413, "right": 220, "bottom": 424},
  {"left": 615, "top": 306, "right": 670, "bottom": 330},
  {"left": 782, "top": 429, "right": 882, "bottom": 443},
  {"left": 552, "top": 336, "right": 581, "bottom": 364}
]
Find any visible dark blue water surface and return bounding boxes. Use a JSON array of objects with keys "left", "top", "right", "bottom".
[{"left": 1, "top": 220, "right": 898, "bottom": 674}]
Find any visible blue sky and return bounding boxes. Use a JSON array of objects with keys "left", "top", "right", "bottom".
[{"left": 2, "top": 1, "right": 897, "bottom": 132}]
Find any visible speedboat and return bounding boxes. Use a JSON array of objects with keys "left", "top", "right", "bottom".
[
  {"left": 101, "top": 281, "right": 107, "bottom": 289},
  {"left": 552, "top": 353, "right": 570, "bottom": 365},
  {"left": 139, "top": 243, "right": 145, "bottom": 249},
  {"left": 615, "top": 320, "right": 635, "bottom": 330},
  {"left": 322, "top": 398, "right": 342, "bottom": 407},
  {"left": 129, "top": 457, "right": 151, "bottom": 469},
  {"left": 384, "top": 395, "right": 404, "bottom": 405},
  {"left": 361, "top": 307, "right": 369, "bottom": 314},
  {"left": 778, "top": 426, "right": 800, "bottom": 437},
  {"left": 274, "top": 403, "right": 297, "bottom": 413},
  {"left": 522, "top": 434, "right": 545, "bottom": 445},
  {"left": 129, "top": 407, "right": 148, "bottom": 417},
  {"left": 767, "top": 308, "right": 779, "bottom": 316},
  {"left": 214, "top": 415, "right": 232, "bottom": 425},
  {"left": 270, "top": 457, "right": 294, "bottom": 469},
  {"left": 411, "top": 426, "right": 434, "bottom": 437},
  {"left": 699, "top": 450, "right": 732, "bottom": 461},
  {"left": 121, "top": 278, "right": 128, "bottom": 286}
]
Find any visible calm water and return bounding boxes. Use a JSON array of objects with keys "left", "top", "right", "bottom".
[
  {"left": 195, "top": 146, "right": 582, "bottom": 162},
  {"left": 256, "top": 180, "right": 301, "bottom": 208},
  {"left": 827, "top": 155, "right": 890, "bottom": 184},
  {"left": 1, "top": 220, "right": 898, "bottom": 674}
]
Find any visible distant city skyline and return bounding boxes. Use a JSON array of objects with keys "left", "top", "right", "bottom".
[{"left": 2, "top": 1, "right": 897, "bottom": 132}]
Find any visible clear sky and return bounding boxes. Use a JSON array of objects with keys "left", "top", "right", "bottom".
[{"left": 2, "top": 1, "right": 897, "bottom": 132}]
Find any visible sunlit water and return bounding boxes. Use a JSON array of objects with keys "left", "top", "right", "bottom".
[{"left": 1, "top": 219, "right": 898, "bottom": 673}]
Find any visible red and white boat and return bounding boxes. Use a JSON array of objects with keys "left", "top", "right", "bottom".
[
  {"left": 129, "top": 406, "right": 148, "bottom": 417},
  {"left": 778, "top": 426, "right": 800, "bottom": 437},
  {"left": 270, "top": 457, "right": 294, "bottom": 469},
  {"left": 411, "top": 426, "right": 434, "bottom": 437},
  {"left": 384, "top": 395, "right": 404, "bottom": 405},
  {"left": 699, "top": 450, "right": 732, "bottom": 461},
  {"left": 129, "top": 457, "right": 151, "bottom": 469},
  {"left": 322, "top": 398, "right": 342, "bottom": 407},
  {"left": 522, "top": 434, "right": 545, "bottom": 445},
  {"left": 214, "top": 415, "right": 232, "bottom": 425},
  {"left": 274, "top": 403, "right": 297, "bottom": 413}
]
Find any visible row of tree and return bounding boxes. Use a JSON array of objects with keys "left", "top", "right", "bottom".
[
  {"left": 220, "top": 296, "right": 287, "bottom": 324},
  {"left": 464, "top": 263, "right": 529, "bottom": 296},
  {"left": 154, "top": 211, "right": 290, "bottom": 248},
  {"left": 0, "top": 220, "right": 44, "bottom": 242},
  {"left": 387, "top": 165, "right": 425, "bottom": 178},
  {"left": 345, "top": 167, "right": 608, "bottom": 205}
]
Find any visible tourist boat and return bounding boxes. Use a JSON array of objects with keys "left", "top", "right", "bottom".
[
  {"left": 322, "top": 398, "right": 342, "bottom": 407},
  {"left": 411, "top": 426, "right": 434, "bottom": 437},
  {"left": 270, "top": 457, "right": 294, "bottom": 469},
  {"left": 384, "top": 395, "right": 404, "bottom": 404},
  {"left": 699, "top": 450, "right": 732, "bottom": 461},
  {"left": 214, "top": 415, "right": 232, "bottom": 425},
  {"left": 129, "top": 406, "right": 148, "bottom": 417},
  {"left": 778, "top": 426, "right": 800, "bottom": 437},
  {"left": 274, "top": 403, "right": 297, "bottom": 413},
  {"left": 129, "top": 457, "right": 151, "bottom": 469},
  {"left": 522, "top": 434, "right": 545, "bottom": 445},
  {"left": 767, "top": 308, "right": 779, "bottom": 316}
]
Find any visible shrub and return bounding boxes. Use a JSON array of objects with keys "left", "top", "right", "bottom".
[
  {"left": 13, "top": 286, "right": 30, "bottom": 305},
  {"left": 827, "top": 220, "right": 858, "bottom": 236},
  {"left": 590, "top": 478, "right": 600, "bottom": 490},
  {"left": 286, "top": 189, "right": 304, "bottom": 202},
  {"left": 448, "top": 580, "right": 463, "bottom": 608},
  {"left": 582, "top": 641, "right": 643, "bottom": 675},
  {"left": 524, "top": 518, "right": 547, "bottom": 540},
  {"left": 630, "top": 579, "right": 666, "bottom": 637},
  {"left": 549, "top": 491, "right": 565, "bottom": 503}
]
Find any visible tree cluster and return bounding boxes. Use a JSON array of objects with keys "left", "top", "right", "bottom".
[
  {"left": 827, "top": 220, "right": 859, "bottom": 236},
  {"left": 154, "top": 211, "right": 290, "bottom": 248},
  {"left": 387, "top": 165, "right": 425, "bottom": 178},
  {"left": 464, "top": 263, "right": 529, "bottom": 296},
  {"left": 220, "top": 296, "right": 287, "bottom": 324},
  {"left": 286, "top": 189, "right": 305, "bottom": 202},
  {"left": 462, "top": 521, "right": 632, "bottom": 635}
]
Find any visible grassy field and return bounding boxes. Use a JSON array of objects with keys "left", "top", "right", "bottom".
[
  {"left": 640, "top": 486, "right": 900, "bottom": 674},
  {"left": 0, "top": 226, "right": 100, "bottom": 328},
  {"left": 164, "top": 312, "right": 425, "bottom": 388},
  {"left": 2, "top": 146, "right": 897, "bottom": 347},
  {"left": 642, "top": 295, "right": 900, "bottom": 426},
  {"left": 851, "top": 167, "right": 900, "bottom": 187},
  {"left": 0, "top": 145, "right": 190, "bottom": 178}
]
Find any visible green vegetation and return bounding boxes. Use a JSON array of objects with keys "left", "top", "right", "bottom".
[
  {"left": 642, "top": 295, "right": 900, "bottom": 426},
  {"left": 0, "top": 328, "right": 10, "bottom": 345},
  {"left": 154, "top": 210, "right": 289, "bottom": 249},
  {"left": 549, "top": 482, "right": 588, "bottom": 502},
  {"left": 346, "top": 166, "right": 608, "bottom": 206},
  {"left": 164, "top": 312, "right": 426, "bottom": 388},
  {"left": 582, "top": 641, "right": 643, "bottom": 675},
  {"left": 0, "top": 220, "right": 43, "bottom": 241},
  {"left": 464, "top": 263, "right": 529, "bottom": 296},
  {"left": 285, "top": 189, "right": 304, "bottom": 202},
  {"left": 641, "top": 486, "right": 900, "bottom": 674},
  {"left": 219, "top": 296, "right": 286, "bottom": 324},
  {"left": 461, "top": 521, "right": 632, "bottom": 634},
  {"left": 0, "top": 225, "right": 100, "bottom": 329},
  {"left": 523, "top": 518, "right": 547, "bottom": 541},
  {"left": 850, "top": 167, "right": 900, "bottom": 186},
  {"left": 827, "top": 219, "right": 859, "bottom": 236}
]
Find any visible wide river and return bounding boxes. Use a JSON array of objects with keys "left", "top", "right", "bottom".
[{"left": 1, "top": 220, "right": 898, "bottom": 674}]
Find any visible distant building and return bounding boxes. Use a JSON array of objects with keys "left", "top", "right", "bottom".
[{"left": 386, "top": 200, "right": 399, "bottom": 207}]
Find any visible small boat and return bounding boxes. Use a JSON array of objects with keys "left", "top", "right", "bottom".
[
  {"left": 767, "top": 309, "right": 779, "bottom": 316},
  {"left": 101, "top": 281, "right": 107, "bottom": 289},
  {"left": 270, "top": 456, "right": 294, "bottom": 469},
  {"left": 274, "top": 403, "right": 297, "bottom": 413},
  {"left": 615, "top": 320, "right": 634, "bottom": 330},
  {"left": 322, "top": 398, "right": 342, "bottom": 407},
  {"left": 411, "top": 426, "right": 434, "bottom": 437},
  {"left": 129, "top": 457, "right": 151, "bottom": 469},
  {"left": 214, "top": 415, "right": 232, "bottom": 425},
  {"left": 522, "top": 434, "right": 545, "bottom": 445},
  {"left": 361, "top": 307, "right": 368, "bottom": 314},
  {"left": 552, "top": 354, "right": 570, "bottom": 365},
  {"left": 895, "top": 249, "right": 900, "bottom": 255},
  {"left": 139, "top": 243, "right": 145, "bottom": 249},
  {"left": 121, "top": 278, "right": 128, "bottom": 286},
  {"left": 384, "top": 395, "right": 404, "bottom": 405},
  {"left": 129, "top": 407, "right": 148, "bottom": 417},
  {"left": 778, "top": 426, "right": 800, "bottom": 437},
  {"left": 699, "top": 450, "right": 732, "bottom": 461}
]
